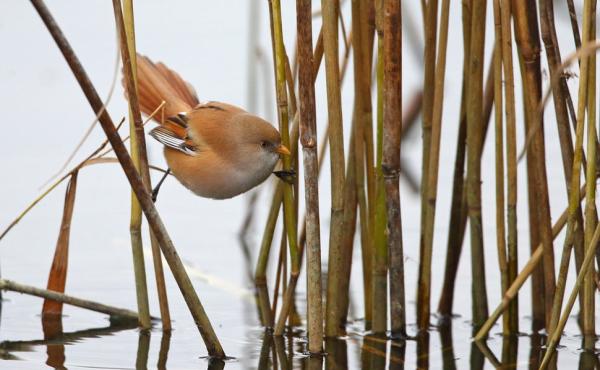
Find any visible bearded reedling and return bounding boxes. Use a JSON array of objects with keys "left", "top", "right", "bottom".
[{"left": 126, "top": 54, "right": 291, "bottom": 200}]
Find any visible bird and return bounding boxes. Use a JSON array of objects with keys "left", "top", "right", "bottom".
[{"left": 125, "top": 54, "right": 291, "bottom": 200}]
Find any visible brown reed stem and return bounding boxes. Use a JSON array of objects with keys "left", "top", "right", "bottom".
[
  {"left": 419, "top": 0, "right": 450, "bottom": 331},
  {"left": 513, "top": 0, "right": 555, "bottom": 331},
  {"left": 322, "top": 0, "right": 347, "bottom": 337},
  {"left": 30, "top": 0, "right": 224, "bottom": 356},
  {"left": 540, "top": 222, "right": 600, "bottom": 370},
  {"left": 382, "top": 0, "right": 404, "bottom": 337},
  {"left": 465, "top": 0, "right": 489, "bottom": 329},
  {"left": 499, "top": 0, "right": 518, "bottom": 333},
  {"left": 582, "top": 0, "right": 596, "bottom": 346},
  {"left": 416, "top": 0, "right": 438, "bottom": 331},
  {"left": 474, "top": 183, "right": 587, "bottom": 340},
  {"left": 491, "top": 0, "right": 508, "bottom": 335},
  {"left": 42, "top": 171, "right": 78, "bottom": 318},
  {"left": 350, "top": 0, "right": 374, "bottom": 328},
  {"left": 0, "top": 279, "right": 141, "bottom": 322},
  {"left": 437, "top": 57, "right": 495, "bottom": 320},
  {"left": 296, "top": 0, "right": 323, "bottom": 353}
]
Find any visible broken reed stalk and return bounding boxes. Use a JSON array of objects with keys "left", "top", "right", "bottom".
[
  {"left": 382, "top": 0, "right": 404, "bottom": 337},
  {"left": 491, "top": 0, "right": 508, "bottom": 335},
  {"left": 499, "top": 0, "right": 518, "bottom": 333},
  {"left": 120, "top": 0, "right": 171, "bottom": 331},
  {"left": 474, "top": 184, "right": 586, "bottom": 340},
  {"left": 465, "top": 0, "right": 489, "bottom": 329},
  {"left": 513, "top": 0, "right": 556, "bottom": 331},
  {"left": 296, "top": 0, "right": 323, "bottom": 353},
  {"left": 420, "top": 0, "right": 450, "bottom": 330},
  {"left": 42, "top": 171, "right": 78, "bottom": 317},
  {"left": 372, "top": 20, "right": 387, "bottom": 334},
  {"left": 321, "top": 0, "right": 347, "bottom": 337},
  {"left": 268, "top": 0, "right": 300, "bottom": 336},
  {"left": 117, "top": 0, "right": 151, "bottom": 330},
  {"left": 416, "top": 0, "right": 438, "bottom": 331},
  {"left": 0, "top": 279, "right": 140, "bottom": 321},
  {"left": 30, "top": 0, "right": 224, "bottom": 357},
  {"left": 540, "top": 222, "right": 600, "bottom": 370}
]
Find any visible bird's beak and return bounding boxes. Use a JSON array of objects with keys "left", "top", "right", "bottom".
[{"left": 275, "top": 144, "right": 291, "bottom": 156}]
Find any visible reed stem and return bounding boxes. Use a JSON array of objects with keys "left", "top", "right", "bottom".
[
  {"left": 296, "top": 0, "right": 323, "bottom": 353},
  {"left": 31, "top": 0, "right": 223, "bottom": 356},
  {"left": 382, "top": 0, "right": 404, "bottom": 338}
]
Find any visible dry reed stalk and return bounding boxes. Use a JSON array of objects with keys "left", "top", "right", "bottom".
[
  {"left": 491, "top": 0, "right": 508, "bottom": 335},
  {"left": 321, "top": 0, "right": 347, "bottom": 337},
  {"left": 499, "top": 0, "right": 518, "bottom": 333},
  {"left": 1, "top": 279, "right": 140, "bottom": 321},
  {"left": 419, "top": 0, "right": 450, "bottom": 331},
  {"left": 382, "top": 0, "right": 404, "bottom": 338},
  {"left": 547, "top": 0, "right": 594, "bottom": 338},
  {"left": 437, "top": 59, "right": 495, "bottom": 320},
  {"left": 539, "top": 0, "right": 586, "bottom": 288},
  {"left": 474, "top": 184, "right": 587, "bottom": 340},
  {"left": 296, "top": 0, "right": 323, "bottom": 352},
  {"left": 416, "top": 0, "right": 438, "bottom": 331},
  {"left": 350, "top": 0, "right": 374, "bottom": 328},
  {"left": 512, "top": 0, "right": 556, "bottom": 331},
  {"left": 42, "top": 171, "right": 78, "bottom": 317},
  {"left": 540, "top": 222, "right": 600, "bottom": 370},
  {"left": 118, "top": 0, "right": 151, "bottom": 330},
  {"left": 582, "top": 0, "right": 597, "bottom": 346},
  {"left": 465, "top": 0, "right": 489, "bottom": 329},
  {"left": 372, "top": 22, "right": 388, "bottom": 334},
  {"left": 268, "top": 0, "right": 300, "bottom": 335},
  {"left": 30, "top": 0, "right": 224, "bottom": 356},
  {"left": 436, "top": 0, "right": 471, "bottom": 319}
]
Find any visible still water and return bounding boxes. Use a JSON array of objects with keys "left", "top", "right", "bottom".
[{"left": 0, "top": 0, "right": 598, "bottom": 369}]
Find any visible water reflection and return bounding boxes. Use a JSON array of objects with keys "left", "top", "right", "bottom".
[{"left": 1, "top": 313, "right": 599, "bottom": 369}]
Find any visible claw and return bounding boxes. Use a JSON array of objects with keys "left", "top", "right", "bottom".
[{"left": 273, "top": 169, "right": 296, "bottom": 184}]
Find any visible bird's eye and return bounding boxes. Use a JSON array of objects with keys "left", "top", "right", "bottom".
[{"left": 261, "top": 141, "right": 269, "bottom": 148}]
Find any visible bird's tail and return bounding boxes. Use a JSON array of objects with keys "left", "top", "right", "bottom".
[{"left": 125, "top": 54, "right": 200, "bottom": 123}]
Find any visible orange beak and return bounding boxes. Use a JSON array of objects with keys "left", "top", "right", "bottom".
[{"left": 275, "top": 144, "right": 291, "bottom": 156}]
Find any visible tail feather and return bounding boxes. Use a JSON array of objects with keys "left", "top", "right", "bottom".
[{"left": 125, "top": 54, "right": 200, "bottom": 124}]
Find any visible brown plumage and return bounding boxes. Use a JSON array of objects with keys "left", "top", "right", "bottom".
[{"left": 126, "top": 54, "right": 290, "bottom": 199}]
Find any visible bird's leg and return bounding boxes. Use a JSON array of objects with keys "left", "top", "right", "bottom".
[
  {"left": 152, "top": 168, "right": 171, "bottom": 203},
  {"left": 273, "top": 169, "right": 296, "bottom": 184}
]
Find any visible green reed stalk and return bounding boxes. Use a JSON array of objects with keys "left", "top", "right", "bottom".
[
  {"left": 475, "top": 184, "right": 586, "bottom": 340},
  {"left": 416, "top": 0, "right": 438, "bottom": 331},
  {"left": 350, "top": 0, "right": 374, "bottom": 328},
  {"left": 465, "top": 0, "right": 489, "bottom": 329},
  {"left": 117, "top": 0, "right": 151, "bottom": 329},
  {"left": 382, "top": 0, "right": 405, "bottom": 337},
  {"left": 582, "top": 4, "right": 596, "bottom": 346},
  {"left": 33, "top": 0, "right": 224, "bottom": 356},
  {"left": 420, "top": 0, "right": 450, "bottom": 331},
  {"left": 491, "top": 0, "right": 508, "bottom": 335},
  {"left": 321, "top": 0, "right": 347, "bottom": 337},
  {"left": 120, "top": 0, "right": 172, "bottom": 331},
  {"left": 296, "top": 0, "right": 323, "bottom": 353},
  {"left": 268, "top": 0, "right": 299, "bottom": 336},
  {"left": 372, "top": 23, "right": 388, "bottom": 335},
  {"left": 540, "top": 223, "right": 600, "bottom": 370},
  {"left": 513, "top": 0, "right": 556, "bottom": 331},
  {"left": 499, "top": 0, "right": 518, "bottom": 333}
]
